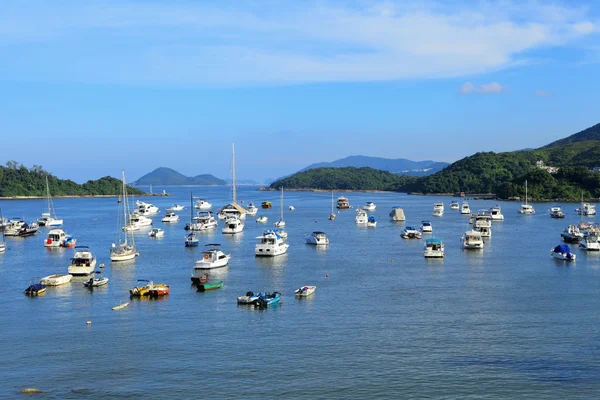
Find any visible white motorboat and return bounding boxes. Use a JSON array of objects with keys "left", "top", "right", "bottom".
[
  {"left": 355, "top": 209, "right": 368, "bottom": 224},
  {"left": 193, "top": 244, "right": 231, "bottom": 269},
  {"left": 69, "top": 246, "right": 97, "bottom": 275},
  {"left": 256, "top": 215, "right": 268, "bottom": 223},
  {"left": 477, "top": 226, "right": 492, "bottom": 237},
  {"left": 490, "top": 205, "right": 504, "bottom": 221},
  {"left": 255, "top": 230, "right": 289, "bottom": 256},
  {"left": 336, "top": 197, "right": 350, "bottom": 209},
  {"left": 519, "top": 180, "right": 535, "bottom": 214},
  {"left": 549, "top": 206, "right": 565, "bottom": 219},
  {"left": 363, "top": 202, "right": 376, "bottom": 211},
  {"left": 561, "top": 224, "right": 584, "bottom": 243},
  {"left": 111, "top": 171, "right": 137, "bottom": 262},
  {"left": 401, "top": 227, "right": 422, "bottom": 239},
  {"left": 274, "top": 186, "right": 286, "bottom": 227},
  {"left": 3, "top": 218, "right": 25, "bottom": 236},
  {"left": 222, "top": 216, "right": 244, "bottom": 234},
  {"left": 551, "top": 244, "right": 576, "bottom": 261},
  {"left": 38, "top": 176, "right": 63, "bottom": 227},
  {"left": 168, "top": 204, "right": 185, "bottom": 211},
  {"left": 577, "top": 203, "right": 597, "bottom": 216},
  {"left": 450, "top": 201, "right": 459, "bottom": 210},
  {"left": 194, "top": 199, "right": 212, "bottom": 210},
  {"left": 246, "top": 202, "right": 259, "bottom": 216},
  {"left": 188, "top": 211, "right": 218, "bottom": 231},
  {"left": 124, "top": 214, "right": 153, "bottom": 231},
  {"left": 328, "top": 191, "right": 336, "bottom": 220},
  {"left": 474, "top": 213, "right": 492, "bottom": 229},
  {"left": 135, "top": 200, "right": 159, "bottom": 216},
  {"left": 433, "top": 202, "right": 444, "bottom": 217},
  {"left": 148, "top": 228, "right": 164, "bottom": 238},
  {"left": 84, "top": 271, "right": 109, "bottom": 287},
  {"left": 461, "top": 201, "right": 471, "bottom": 215},
  {"left": 305, "top": 231, "right": 329, "bottom": 245},
  {"left": 462, "top": 230, "right": 484, "bottom": 249},
  {"left": 424, "top": 238, "right": 444, "bottom": 258},
  {"left": 0, "top": 210, "right": 5, "bottom": 253},
  {"left": 367, "top": 216, "right": 377, "bottom": 227},
  {"left": 390, "top": 207, "right": 406, "bottom": 221},
  {"left": 273, "top": 228, "right": 288, "bottom": 239},
  {"left": 421, "top": 221, "right": 432, "bottom": 233},
  {"left": 219, "top": 143, "right": 247, "bottom": 223},
  {"left": 44, "top": 229, "right": 68, "bottom": 248},
  {"left": 579, "top": 234, "right": 600, "bottom": 251},
  {"left": 161, "top": 211, "right": 179, "bottom": 223},
  {"left": 295, "top": 286, "right": 316, "bottom": 297},
  {"left": 40, "top": 274, "right": 72, "bottom": 286}
]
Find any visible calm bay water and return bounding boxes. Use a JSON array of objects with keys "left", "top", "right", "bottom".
[{"left": 2, "top": 186, "right": 600, "bottom": 399}]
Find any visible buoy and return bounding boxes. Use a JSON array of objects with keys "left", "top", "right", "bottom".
[
  {"left": 86, "top": 321, "right": 92, "bottom": 325},
  {"left": 99, "top": 263, "right": 105, "bottom": 268},
  {"left": 326, "top": 274, "right": 329, "bottom": 278}
]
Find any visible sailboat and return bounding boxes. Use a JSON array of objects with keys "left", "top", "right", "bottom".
[
  {"left": 218, "top": 143, "right": 247, "bottom": 222},
  {"left": 519, "top": 180, "right": 535, "bottom": 214},
  {"left": 110, "top": 171, "right": 137, "bottom": 262},
  {"left": 329, "top": 191, "right": 336, "bottom": 220},
  {"left": 274, "top": 186, "right": 285, "bottom": 227},
  {"left": 38, "top": 176, "right": 63, "bottom": 227},
  {"left": 0, "top": 208, "right": 6, "bottom": 253},
  {"left": 185, "top": 192, "right": 199, "bottom": 247}
]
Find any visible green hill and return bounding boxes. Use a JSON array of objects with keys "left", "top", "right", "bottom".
[
  {"left": 542, "top": 122, "right": 600, "bottom": 148},
  {"left": 133, "top": 167, "right": 226, "bottom": 186},
  {"left": 0, "top": 162, "right": 145, "bottom": 197}
]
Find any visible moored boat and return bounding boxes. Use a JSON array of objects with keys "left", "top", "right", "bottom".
[
  {"left": 84, "top": 271, "right": 109, "bottom": 288},
  {"left": 367, "top": 216, "right": 377, "bottom": 227},
  {"left": 40, "top": 274, "right": 72, "bottom": 286},
  {"left": 68, "top": 246, "right": 97, "bottom": 275},
  {"left": 389, "top": 207, "right": 406, "bottom": 221},
  {"left": 363, "top": 202, "right": 376, "bottom": 211},
  {"left": 193, "top": 244, "right": 231, "bottom": 269},
  {"left": 551, "top": 244, "right": 576, "bottom": 261},
  {"left": 433, "top": 202, "right": 444, "bottom": 217},
  {"left": 462, "top": 230, "right": 484, "bottom": 249},
  {"left": 255, "top": 230, "right": 289, "bottom": 256},
  {"left": 237, "top": 291, "right": 260, "bottom": 304},
  {"left": 196, "top": 281, "right": 223, "bottom": 292},
  {"left": 401, "top": 227, "right": 422, "bottom": 239},
  {"left": 294, "top": 286, "right": 316, "bottom": 297},
  {"left": 550, "top": 207, "right": 565, "bottom": 219},
  {"left": 336, "top": 197, "right": 350, "bottom": 209},
  {"left": 254, "top": 292, "right": 281, "bottom": 308},
  {"left": 24, "top": 282, "right": 46, "bottom": 296},
  {"left": 490, "top": 205, "right": 504, "bottom": 221},
  {"left": 305, "top": 231, "right": 329, "bottom": 245},
  {"left": 148, "top": 228, "right": 164, "bottom": 238},
  {"left": 424, "top": 238, "right": 444, "bottom": 258},
  {"left": 421, "top": 221, "right": 432, "bottom": 233},
  {"left": 149, "top": 285, "right": 170, "bottom": 297}
]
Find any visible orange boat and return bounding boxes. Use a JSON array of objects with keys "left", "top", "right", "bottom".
[{"left": 149, "top": 285, "right": 170, "bottom": 297}]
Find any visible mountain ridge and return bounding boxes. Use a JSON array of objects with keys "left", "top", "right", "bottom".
[{"left": 133, "top": 167, "right": 227, "bottom": 186}]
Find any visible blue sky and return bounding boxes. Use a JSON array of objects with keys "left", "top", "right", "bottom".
[{"left": 1, "top": 0, "right": 599, "bottom": 183}]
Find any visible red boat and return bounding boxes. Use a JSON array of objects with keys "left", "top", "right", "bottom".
[{"left": 149, "top": 285, "right": 170, "bottom": 297}]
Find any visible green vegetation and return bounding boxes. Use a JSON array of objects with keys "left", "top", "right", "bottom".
[
  {"left": 133, "top": 167, "right": 226, "bottom": 186},
  {"left": 269, "top": 167, "right": 418, "bottom": 191},
  {"left": 0, "top": 161, "right": 145, "bottom": 197}
]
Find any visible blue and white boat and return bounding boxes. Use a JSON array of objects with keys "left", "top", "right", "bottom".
[
  {"left": 424, "top": 238, "right": 444, "bottom": 258},
  {"left": 421, "top": 220, "right": 432, "bottom": 233},
  {"left": 551, "top": 244, "right": 576, "bottom": 261},
  {"left": 254, "top": 292, "right": 281, "bottom": 308},
  {"left": 367, "top": 216, "right": 377, "bottom": 227},
  {"left": 185, "top": 232, "right": 199, "bottom": 247}
]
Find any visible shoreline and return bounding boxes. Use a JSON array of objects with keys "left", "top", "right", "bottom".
[{"left": 0, "top": 193, "right": 171, "bottom": 200}]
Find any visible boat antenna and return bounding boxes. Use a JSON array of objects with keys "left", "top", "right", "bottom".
[{"left": 232, "top": 142, "right": 237, "bottom": 204}]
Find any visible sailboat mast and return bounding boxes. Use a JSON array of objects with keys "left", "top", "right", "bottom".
[
  {"left": 232, "top": 142, "right": 237, "bottom": 204},
  {"left": 525, "top": 180, "right": 528, "bottom": 206},
  {"left": 121, "top": 170, "right": 129, "bottom": 246},
  {"left": 280, "top": 186, "right": 284, "bottom": 220},
  {"left": 46, "top": 176, "right": 51, "bottom": 215}
]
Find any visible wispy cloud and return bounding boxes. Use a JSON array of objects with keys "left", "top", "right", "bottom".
[
  {"left": 460, "top": 82, "right": 504, "bottom": 94},
  {"left": 534, "top": 89, "right": 551, "bottom": 97},
  {"left": 0, "top": 0, "right": 597, "bottom": 86}
]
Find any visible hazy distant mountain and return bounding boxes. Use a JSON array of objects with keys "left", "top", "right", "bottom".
[
  {"left": 224, "top": 178, "right": 263, "bottom": 185},
  {"left": 299, "top": 156, "right": 449, "bottom": 176},
  {"left": 133, "top": 167, "right": 226, "bottom": 186}
]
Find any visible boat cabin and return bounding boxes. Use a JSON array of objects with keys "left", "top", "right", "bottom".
[{"left": 336, "top": 197, "right": 350, "bottom": 209}]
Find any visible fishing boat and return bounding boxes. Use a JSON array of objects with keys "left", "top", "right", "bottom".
[
  {"left": 401, "top": 227, "right": 422, "bottom": 239},
  {"left": 196, "top": 281, "right": 223, "bottom": 292},
  {"left": 110, "top": 171, "right": 137, "bottom": 262},
  {"left": 274, "top": 186, "right": 286, "bottom": 227},
  {"left": 363, "top": 202, "right": 376, "bottom": 211},
  {"left": 462, "top": 230, "right": 484, "bottom": 249},
  {"left": 490, "top": 205, "right": 504, "bottom": 221},
  {"left": 40, "top": 274, "right": 72, "bottom": 286},
  {"left": 84, "top": 271, "right": 109, "bottom": 288},
  {"left": 149, "top": 285, "right": 170, "bottom": 297},
  {"left": 421, "top": 221, "right": 432, "bottom": 233},
  {"left": 245, "top": 202, "right": 259, "bottom": 216},
  {"left": 193, "top": 244, "right": 231, "bottom": 269},
  {"left": 68, "top": 246, "right": 97, "bottom": 275},
  {"left": 328, "top": 192, "right": 336, "bottom": 220},
  {"left": 355, "top": 209, "right": 368, "bottom": 224},
  {"left": 237, "top": 291, "right": 260, "bottom": 304},
  {"left": 549, "top": 207, "right": 565, "bottom": 219},
  {"left": 424, "top": 238, "right": 444, "bottom": 258},
  {"left": 24, "top": 282, "right": 46, "bottom": 296},
  {"left": 551, "top": 244, "right": 576, "bottom": 261},
  {"left": 450, "top": 201, "right": 459, "bottom": 210},
  {"left": 389, "top": 207, "right": 406, "bottom": 222},
  {"left": 294, "top": 286, "right": 316, "bottom": 297},
  {"left": 336, "top": 196, "right": 350, "bottom": 209},
  {"left": 461, "top": 201, "right": 471, "bottom": 215},
  {"left": 38, "top": 176, "right": 63, "bottom": 227},
  {"left": 194, "top": 199, "right": 212, "bottom": 210},
  {"left": 148, "top": 228, "right": 164, "bottom": 238},
  {"left": 161, "top": 211, "right": 179, "bottom": 223},
  {"left": 261, "top": 201, "right": 272, "bottom": 209},
  {"left": 519, "top": 180, "right": 535, "bottom": 214},
  {"left": 255, "top": 230, "right": 289, "bottom": 256},
  {"left": 433, "top": 202, "right": 444, "bottom": 217},
  {"left": 305, "top": 231, "right": 329, "bottom": 245},
  {"left": 254, "top": 292, "right": 281, "bottom": 308},
  {"left": 256, "top": 215, "right": 268, "bottom": 223},
  {"left": 367, "top": 216, "right": 377, "bottom": 227}
]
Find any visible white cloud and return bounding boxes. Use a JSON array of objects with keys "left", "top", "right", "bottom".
[
  {"left": 460, "top": 82, "right": 504, "bottom": 94},
  {"left": 0, "top": 0, "right": 597, "bottom": 86}
]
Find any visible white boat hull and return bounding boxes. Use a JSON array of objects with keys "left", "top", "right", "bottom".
[
  {"left": 367, "top": 222, "right": 377, "bottom": 228},
  {"left": 255, "top": 243, "right": 289, "bottom": 256},
  {"left": 463, "top": 241, "right": 484, "bottom": 249},
  {"left": 222, "top": 224, "right": 244, "bottom": 234},
  {"left": 424, "top": 250, "right": 444, "bottom": 258},
  {"left": 68, "top": 260, "right": 97, "bottom": 275},
  {"left": 162, "top": 216, "right": 179, "bottom": 223},
  {"left": 41, "top": 274, "right": 72, "bottom": 286},
  {"left": 551, "top": 251, "right": 576, "bottom": 260},
  {"left": 305, "top": 237, "right": 329, "bottom": 245},
  {"left": 295, "top": 286, "right": 316, "bottom": 297},
  {"left": 194, "top": 256, "right": 231, "bottom": 269}
]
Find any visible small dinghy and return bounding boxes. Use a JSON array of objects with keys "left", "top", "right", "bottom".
[
  {"left": 237, "top": 291, "right": 260, "bottom": 304},
  {"left": 196, "top": 281, "right": 223, "bottom": 292},
  {"left": 40, "top": 274, "right": 72, "bottom": 286},
  {"left": 256, "top": 215, "right": 268, "bottom": 223},
  {"left": 190, "top": 274, "right": 208, "bottom": 285},
  {"left": 84, "top": 271, "right": 109, "bottom": 288},
  {"left": 551, "top": 244, "right": 576, "bottom": 261},
  {"left": 24, "top": 282, "right": 46, "bottom": 296},
  {"left": 255, "top": 292, "right": 281, "bottom": 308},
  {"left": 294, "top": 286, "right": 316, "bottom": 297}
]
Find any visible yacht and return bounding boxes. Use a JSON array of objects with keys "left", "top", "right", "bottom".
[
  {"left": 222, "top": 216, "right": 244, "bottom": 234},
  {"left": 44, "top": 229, "right": 75, "bottom": 248},
  {"left": 38, "top": 176, "right": 63, "bottom": 227},
  {"left": 561, "top": 224, "right": 584, "bottom": 243},
  {"left": 433, "top": 202, "right": 444, "bottom": 217},
  {"left": 255, "top": 230, "right": 289, "bottom": 256},
  {"left": 68, "top": 246, "right": 97, "bottom": 275},
  {"left": 111, "top": 171, "right": 137, "bottom": 262},
  {"left": 274, "top": 186, "right": 286, "bottom": 227},
  {"left": 124, "top": 214, "right": 153, "bottom": 231},
  {"left": 401, "top": 227, "right": 422, "bottom": 239},
  {"left": 367, "top": 216, "right": 377, "bottom": 227},
  {"left": 363, "top": 202, "right": 376, "bottom": 211},
  {"left": 551, "top": 244, "right": 576, "bottom": 261},
  {"left": 148, "top": 228, "right": 164, "bottom": 238},
  {"left": 168, "top": 204, "right": 185, "bottom": 211},
  {"left": 389, "top": 207, "right": 406, "bottom": 222},
  {"left": 579, "top": 233, "right": 600, "bottom": 251},
  {"left": 490, "top": 205, "right": 505, "bottom": 221},
  {"left": 450, "top": 201, "right": 459, "bottom": 210},
  {"left": 577, "top": 203, "right": 597, "bottom": 216},
  {"left": 461, "top": 201, "right": 471, "bottom": 215},
  {"left": 336, "top": 196, "right": 350, "bottom": 209},
  {"left": 305, "top": 231, "right": 329, "bottom": 245},
  {"left": 194, "top": 199, "right": 212, "bottom": 210},
  {"left": 462, "top": 230, "right": 484, "bottom": 249},
  {"left": 135, "top": 200, "right": 159, "bottom": 216},
  {"left": 421, "top": 221, "right": 432, "bottom": 233},
  {"left": 355, "top": 209, "right": 368, "bottom": 224},
  {"left": 477, "top": 226, "right": 492, "bottom": 237},
  {"left": 519, "top": 180, "right": 535, "bottom": 214},
  {"left": 245, "top": 202, "right": 259, "bottom": 216},
  {"left": 219, "top": 143, "right": 247, "bottom": 223},
  {"left": 3, "top": 218, "right": 25, "bottom": 236},
  {"left": 424, "top": 238, "right": 444, "bottom": 258},
  {"left": 16, "top": 222, "right": 39, "bottom": 237},
  {"left": 161, "top": 211, "right": 179, "bottom": 223},
  {"left": 474, "top": 213, "right": 492, "bottom": 229},
  {"left": 188, "top": 211, "right": 218, "bottom": 231},
  {"left": 550, "top": 207, "right": 565, "bottom": 219},
  {"left": 193, "top": 244, "right": 231, "bottom": 269}
]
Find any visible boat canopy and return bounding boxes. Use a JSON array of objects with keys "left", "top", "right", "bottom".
[
  {"left": 313, "top": 231, "right": 326, "bottom": 235},
  {"left": 554, "top": 244, "right": 571, "bottom": 253},
  {"left": 426, "top": 238, "right": 442, "bottom": 244},
  {"left": 390, "top": 208, "right": 405, "bottom": 219},
  {"left": 422, "top": 220, "right": 431, "bottom": 225},
  {"left": 368, "top": 216, "right": 376, "bottom": 222},
  {"left": 406, "top": 226, "right": 416, "bottom": 230}
]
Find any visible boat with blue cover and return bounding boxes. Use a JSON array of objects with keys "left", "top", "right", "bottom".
[
  {"left": 551, "top": 244, "right": 576, "bottom": 261},
  {"left": 367, "top": 216, "right": 377, "bottom": 227},
  {"left": 24, "top": 282, "right": 46, "bottom": 296},
  {"left": 254, "top": 292, "right": 281, "bottom": 308},
  {"left": 424, "top": 238, "right": 444, "bottom": 258}
]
